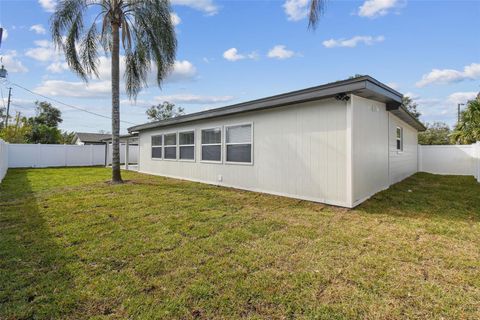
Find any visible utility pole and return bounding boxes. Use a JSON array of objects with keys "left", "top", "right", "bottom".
[{"left": 5, "top": 87, "right": 12, "bottom": 127}]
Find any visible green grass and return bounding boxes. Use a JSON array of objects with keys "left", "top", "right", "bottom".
[{"left": 0, "top": 168, "right": 479, "bottom": 319}]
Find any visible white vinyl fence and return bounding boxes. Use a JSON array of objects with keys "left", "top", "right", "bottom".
[
  {"left": 105, "top": 143, "right": 139, "bottom": 165},
  {"left": 8, "top": 144, "right": 107, "bottom": 168},
  {"left": 419, "top": 142, "right": 480, "bottom": 182},
  {"left": 0, "top": 139, "right": 8, "bottom": 183}
]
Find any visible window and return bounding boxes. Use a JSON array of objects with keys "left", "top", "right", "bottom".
[
  {"left": 396, "top": 127, "right": 403, "bottom": 151},
  {"left": 226, "top": 124, "right": 252, "bottom": 163},
  {"left": 164, "top": 133, "right": 177, "bottom": 160},
  {"left": 179, "top": 131, "right": 195, "bottom": 160},
  {"left": 151, "top": 135, "right": 162, "bottom": 159},
  {"left": 201, "top": 128, "right": 222, "bottom": 162}
]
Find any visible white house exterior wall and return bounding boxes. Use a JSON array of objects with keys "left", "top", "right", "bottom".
[
  {"left": 388, "top": 113, "right": 419, "bottom": 184},
  {"left": 138, "top": 99, "right": 350, "bottom": 207},
  {"left": 350, "top": 95, "right": 390, "bottom": 206}
]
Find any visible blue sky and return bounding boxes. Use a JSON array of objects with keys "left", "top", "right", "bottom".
[{"left": 0, "top": 0, "right": 479, "bottom": 134}]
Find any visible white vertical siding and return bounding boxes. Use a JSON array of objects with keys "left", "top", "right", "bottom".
[
  {"left": 351, "top": 95, "right": 389, "bottom": 205},
  {"left": 138, "top": 99, "right": 349, "bottom": 207},
  {"left": 388, "top": 113, "right": 418, "bottom": 184},
  {"left": 0, "top": 139, "right": 8, "bottom": 183}
]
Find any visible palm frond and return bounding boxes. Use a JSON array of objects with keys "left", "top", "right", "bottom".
[{"left": 308, "top": 0, "right": 326, "bottom": 30}]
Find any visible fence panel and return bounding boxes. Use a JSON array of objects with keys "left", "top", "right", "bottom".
[
  {"left": 106, "top": 143, "right": 139, "bottom": 165},
  {"left": 0, "top": 139, "right": 8, "bottom": 183},
  {"left": 418, "top": 145, "right": 475, "bottom": 176},
  {"left": 8, "top": 144, "right": 106, "bottom": 168}
]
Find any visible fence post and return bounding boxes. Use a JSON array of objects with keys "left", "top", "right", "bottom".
[
  {"left": 476, "top": 141, "right": 480, "bottom": 183},
  {"left": 64, "top": 144, "right": 68, "bottom": 167}
]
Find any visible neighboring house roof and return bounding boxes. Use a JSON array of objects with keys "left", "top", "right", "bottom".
[
  {"left": 128, "top": 75, "right": 426, "bottom": 133},
  {"left": 74, "top": 132, "right": 112, "bottom": 143}
]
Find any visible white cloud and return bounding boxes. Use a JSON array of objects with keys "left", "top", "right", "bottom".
[
  {"left": 406, "top": 91, "right": 479, "bottom": 126},
  {"left": 34, "top": 80, "right": 111, "bottom": 98},
  {"left": 34, "top": 59, "right": 197, "bottom": 98},
  {"left": 46, "top": 61, "right": 69, "bottom": 73},
  {"left": 171, "top": 13, "right": 181, "bottom": 26},
  {"left": 25, "top": 40, "right": 61, "bottom": 62},
  {"left": 30, "top": 24, "right": 47, "bottom": 35},
  {"left": 416, "top": 63, "right": 480, "bottom": 87},
  {"left": 322, "top": 35, "right": 385, "bottom": 48},
  {"left": 223, "top": 48, "right": 244, "bottom": 61},
  {"left": 166, "top": 60, "right": 197, "bottom": 82},
  {"left": 38, "top": 0, "right": 57, "bottom": 12},
  {"left": 283, "top": 0, "right": 309, "bottom": 21},
  {"left": 447, "top": 92, "right": 478, "bottom": 105},
  {"left": 267, "top": 45, "right": 295, "bottom": 60},
  {"left": 2, "top": 51, "right": 28, "bottom": 73},
  {"left": 171, "top": 0, "right": 218, "bottom": 15},
  {"left": 153, "top": 94, "right": 234, "bottom": 104},
  {"left": 358, "top": 0, "right": 401, "bottom": 18},
  {"left": 222, "top": 48, "right": 258, "bottom": 62}
]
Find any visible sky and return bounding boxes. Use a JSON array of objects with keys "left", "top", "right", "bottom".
[{"left": 0, "top": 0, "right": 479, "bottom": 134}]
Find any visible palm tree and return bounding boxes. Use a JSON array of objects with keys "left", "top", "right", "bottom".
[
  {"left": 308, "top": 0, "right": 326, "bottom": 29},
  {"left": 451, "top": 98, "right": 480, "bottom": 144},
  {"left": 51, "top": 0, "right": 176, "bottom": 183}
]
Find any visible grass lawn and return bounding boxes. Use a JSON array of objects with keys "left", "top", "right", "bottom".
[{"left": 0, "top": 168, "right": 479, "bottom": 319}]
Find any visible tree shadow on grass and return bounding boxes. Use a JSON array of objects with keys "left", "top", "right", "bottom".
[
  {"left": 0, "top": 170, "right": 78, "bottom": 319},
  {"left": 356, "top": 172, "right": 480, "bottom": 222}
]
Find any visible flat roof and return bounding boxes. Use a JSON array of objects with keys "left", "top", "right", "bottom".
[{"left": 128, "top": 75, "right": 426, "bottom": 132}]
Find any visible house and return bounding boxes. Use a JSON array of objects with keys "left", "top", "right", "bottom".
[
  {"left": 73, "top": 132, "right": 112, "bottom": 145},
  {"left": 128, "top": 76, "right": 426, "bottom": 208}
]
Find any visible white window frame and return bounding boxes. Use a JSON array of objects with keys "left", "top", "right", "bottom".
[
  {"left": 163, "top": 132, "right": 178, "bottom": 161},
  {"left": 224, "top": 122, "right": 254, "bottom": 165},
  {"left": 178, "top": 129, "right": 195, "bottom": 162},
  {"left": 151, "top": 134, "right": 163, "bottom": 160},
  {"left": 200, "top": 126, "right": 223, "bottom": 163},
  {"left": 396, "top": 126, "right": 403, "bottom": 152}
]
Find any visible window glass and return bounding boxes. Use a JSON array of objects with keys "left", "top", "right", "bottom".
[
  {"left": 227, "top": 144, "right": 251, "bottom": 163},
  {"left": 396, "top": 127, "right": 403, "bottom": 151},
  {"left": 202, "top": 145, "right": 221, "bottom": 161},
  {"left": 180, "top": 146, "right": 194, "bottom": 160},
  {"left": 151, "top": 147, "right": 162, "bottom": 159},
  {"left": 202, "top": 128, "right": 221, "bottom": 144},
  {"left": 164, "top": 133, "right": 176, "bottom": 146},
  {"left": 225, "top": 124, "right": 252, "bottom": 163},
  {"left": 152, "top": 135, "right": 162, "bottom": 146},
  {"left": 226, "top": 124, "right": 251, "bottom": 143},
  {"left": 179, "top": 131, "right": 194, "bottom": 145},
  {"left": 164, "top": 147, "right": 176, "bottom": 159}
]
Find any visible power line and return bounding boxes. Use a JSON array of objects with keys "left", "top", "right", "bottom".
[{"left": 6, "top": 81, "right": 138, "bottom": 126}]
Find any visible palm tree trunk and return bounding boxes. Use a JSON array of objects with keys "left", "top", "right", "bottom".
[{"left": 111, "top": 20, "right": 123, "bottom": 183}]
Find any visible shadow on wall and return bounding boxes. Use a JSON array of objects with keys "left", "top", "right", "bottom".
[
  {"left": 0, "top": 170, "right": 78, "bottom": 318},
  {"left": 356, "top": 172, "right": 480, "bottom": 222}
]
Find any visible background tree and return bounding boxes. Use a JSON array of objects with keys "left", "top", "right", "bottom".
[
  {"left": 402, "top": 96, "right": 421, "bottom": 120},
  {"left": 25, "top": 101, "right": 63, "bottom": 144},
  {"left": 51, "top": 0, "right": 177, "bottom": 183},
  {"left": 146, "top": 101, "right": 184, "bottom": 121},
  {"left": 0, "top": 112, "right": 32, "bottom": 143},
  {"left": 418, "top": 122, "right": 452, "bottom": 145},
  {"left": 0, "top": 106, "right": 5, "bottom": 130},
  {"left": 59, "top": 131, "right": 77, "bottom": 144},
  {"left": 451, "top": 97, "right": 480, "bottom": 144},
  {"left": 32, "top": 101, "right": 62, "bottom": 127}
]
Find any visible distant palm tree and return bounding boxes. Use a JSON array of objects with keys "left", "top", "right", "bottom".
[
  {"left": 51, "top": 0, "right": 176, "bottom": 183},
  {"left": 451, "top": 98, "right": 480, "bottom": 144},
  {"left": 308, "top": 0, "right": 326, "bottom": 29}
]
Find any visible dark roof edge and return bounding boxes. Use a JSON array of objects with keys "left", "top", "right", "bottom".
[{"left": 128, "top": 76, "right": 425, "bottom": 132}]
